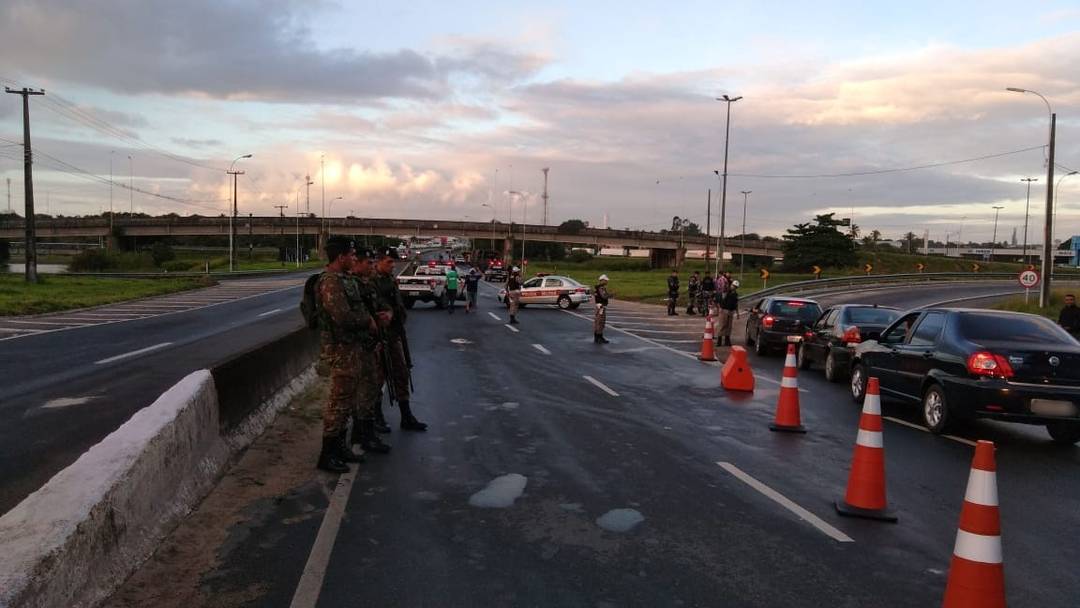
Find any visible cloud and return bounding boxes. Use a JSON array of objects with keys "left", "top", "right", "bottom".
[
  {"left": 171, "top": 137, "right": 224, "bottom": 148},
  {"left": 0, "top": 0, "right": 546, "bottom": 103}
]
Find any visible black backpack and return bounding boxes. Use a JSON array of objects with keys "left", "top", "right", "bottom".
[{"left": 300, "top": 273, "right": 322, "bottom": 329}]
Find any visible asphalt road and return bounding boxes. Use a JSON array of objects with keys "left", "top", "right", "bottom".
[{"left": 184, "top": 278, "right": 1078, "bottom": 607}]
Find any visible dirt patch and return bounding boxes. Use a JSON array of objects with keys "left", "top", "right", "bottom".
[{"left": 102, "top": 380, "right": 331, "bottom": 608}]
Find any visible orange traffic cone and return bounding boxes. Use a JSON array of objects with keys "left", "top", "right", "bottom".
[
  {"left": 721, "top": 346, "right": 755, "bottom": 391},
  {"left": 942, "top": 440, "right": 1005, "bottom": 608},
  {"left": 835, "top": 377, "right": 897, "bottom": 521},
  {"left": 769, "top": 344, "right": 806, "bottom": 433},
  {"left": 698, "top": 314, "right": 717, "bottom": 361}
]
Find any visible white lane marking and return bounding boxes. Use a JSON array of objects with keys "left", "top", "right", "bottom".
[
  {"left": 583, "top": 375, "right": 619, "bottom": 397},
  {"left": 717, "top": 462, "right": 854, "bottom": 543},
  {"left": 288, "top": 465, "right": 359, "bottom": 608},
  {"left": 881, "top": 416, "right": 978, "bottom": 447},
  {"left": 504, "top": 324, "right": 520, "bottom": 333},
  {"left": 488, "top": 312, "right": 502, "bottom": 321},
  {"left": 644, "top": 338, "right": 701, "bottom": 344},
  {"left": 0, "top": 327, "right": 41, "bottom": 333},
  {"left": 6, "top": 319, "right": 88, "bottom": 326},
  {"left": 258, "top": 308, "right": 284, "bottom": 317},
  {"left": 923, "top": 291, "right": 1024, "bottom": 308},
  {"left": 42, "top": 396, "right": 96, "bottom": 409},
  {"left": 532, "top": 344, "right": 551, "bottom": 355},
  {"left": 94, "top": 342, "right": 173, "bottom": 365},
  {"left": 616, "top": 328, "right": 699, "bottom": 334}
]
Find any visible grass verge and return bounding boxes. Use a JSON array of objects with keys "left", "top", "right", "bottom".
[
  {"left": 991, "top": 288, "right": 1077, "bottom": 320},
  {"left": 0, "top": 274, "right": 215, "bottom": 316}
]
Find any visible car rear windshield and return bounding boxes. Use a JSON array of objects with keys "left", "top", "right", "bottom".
[
  {"left": 957, "top": 313, "right": 1077, "bottom": 345},
  {"left": 768, "top": 300, "right": 822, "bottom": 323},
  {"left": 844, "top": 307, "right": 900, "bottom": 326}
]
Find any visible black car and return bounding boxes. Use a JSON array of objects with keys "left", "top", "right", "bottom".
[
  {"left": 798, "top": 304, "right": 902, "bottom": 382},
  {"left": 850, "top": 308, "right": 1080, "bottom": 444},
  {"left": 745, "top": 297, "right": 823, "bottom": 355}
]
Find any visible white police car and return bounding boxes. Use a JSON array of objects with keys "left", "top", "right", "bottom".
[{"left": 497, "top": 274, "right": 591, "bottom": 310}]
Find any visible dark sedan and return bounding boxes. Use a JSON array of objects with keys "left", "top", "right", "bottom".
[
  {"left": 850, "top": 308, "right": 1080, "bottom": 444},
  {"left": 745, "top": 297, "right": 823, "bottom": 356},
  {"left": 798, "top": 304, "right": 901, "bottom": 382}
]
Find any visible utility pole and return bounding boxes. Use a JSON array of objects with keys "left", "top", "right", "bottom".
[
  {"left": 5, "top": 86, "right": 44, "bottom": 283},
  {"left": 128, "top": 155, "right": 133, "bottom": 213},
  {"left": 1039, "top": 114, "right": 1056, "bottom": 307},
  {"left": 715, "top": 94, "right": 742, "bottom": 275},
  {"left": 704, "top": 188, "right": 711, "bottom": 265},
  {"left": 108, "top": 151, "right": 114, "bottom": 251},
  {"left": 274, "top": 204, "right": 288, "bottom": 218},
  {"left": 739, "top": 190, "right": 752, "bottom": 280},
  {"left": 1020, "top": 177, "right": 1037, "bottom": 265},
  {"left": 227, "top": 167, "right": 244, "bottom": 271},
  {"left": 541, "top": 167, "right": 550, "bottom": 226},
  {"left": 6, "top": 177, "right": 10, "bottom": 213},
  {"left": 991, "top": 206, "right": 1004, "bottom": 261},
  {"left": 320, "top": 154, "right": 326, "bottom": 238}
]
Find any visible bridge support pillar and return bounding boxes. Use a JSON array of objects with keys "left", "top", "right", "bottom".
[
  {"left": 503, "top": 237, "right": 513, "bottom": 263},
  {"left": 649, "top": 248, "right": 681, "bottom": 269}
]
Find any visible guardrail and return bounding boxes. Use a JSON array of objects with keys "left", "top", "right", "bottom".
[{"left": 741, "top": 272, "right": 1080, "bottom": 301}]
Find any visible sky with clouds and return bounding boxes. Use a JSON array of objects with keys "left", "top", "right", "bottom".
[{"left": 1, "top": 0, "right": 1079, "bottom": 244}]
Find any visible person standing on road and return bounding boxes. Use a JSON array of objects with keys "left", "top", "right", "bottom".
[
  {"left": 507, "top": 268, "right": 523, "bottom": 324},
  {"left": 717, "top": 280, "right": 740, "bottom": 346},
  {"left": 464, "top": 268, "right": 481, "bottom": 313},
  {"left": 666, "top": 269, "right": 680, "bottom": 316},
  {"left": 687, "top": 271, "right": 700, "bottom": 315},
  {"left": 346, "top": 249, "right": 393, "bottom": 453},
  {"left": 374, "top": 249, "right": 428, "bottom": 431},
  {"left": 700, "top": 273, "right": 715, "bottom": 317},
  {"left": 1060, "top": 294, "right": 1080, "bottom": 338},
  {"left": 314, "top": 237, "right": 372, "bottom": 473},
  {"left": 593, "top": 274, "right": 612, "bottom": 344},
  {"left": 445, "top": 265, "right": 459, "bottom": 314}
]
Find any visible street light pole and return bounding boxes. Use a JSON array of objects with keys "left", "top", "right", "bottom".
[
  {"left": 226, "top": 154, "right": 252, "bottom": 272},
  {"left": 991, "top": 205, "right": 1004, "bottom": 261},
  {"left": 1007, "top": 87, "right": 1056, "bottom": 306},
  {"left": 739, "top": 190, "right": 751, "bottom": 280},
  {"left": 1020, "top": 177, "right": 1037, "bottom": 265},
  {"left": 715, "top": 94, "right": 742, "bottom": 275}
]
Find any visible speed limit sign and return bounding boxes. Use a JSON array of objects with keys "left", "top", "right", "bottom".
[{"left": 1018, "top": 269, "right": 1040, "bottom": 289}]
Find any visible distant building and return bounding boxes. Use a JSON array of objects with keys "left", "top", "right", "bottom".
[{"left": 1066, "top": 236, "right": 1080, "bottom": 267}]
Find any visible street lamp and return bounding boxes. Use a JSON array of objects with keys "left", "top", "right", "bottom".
[
  {"left": 714, "top": 93, "right": 742, "bottom": 275},
  {"left": 227, "top": 153, "right": 252, "bottom": 272},
  {"left": 328, "top": 195, "right": 343, "bottom": 230},
  {"left": 1007, "top": 86, "right": 1057, "bottom": 306},
  {"left": 508, "top": 190, "right": 525, "bottom": 263},
  {"left": 739, "top": 190, "right": 751, "bottom": 280},
  {"left": 1020, "top": 177, "right": 1038, "bottom": 265},
  {"left": 482, "top": 202, "right": 497, "bottom": 253},
  {"left": 991, "top": 205, "right": 1004, "bottom": 261}
]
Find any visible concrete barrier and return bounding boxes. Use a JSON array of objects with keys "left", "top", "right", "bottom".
[{"left": 0, "top": 329, "right": 319, "bottom": 608}]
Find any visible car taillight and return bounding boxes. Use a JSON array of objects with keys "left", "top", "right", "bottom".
[
  {"left": 574, "top": 288, "right": 586, "bottom": 293},
  {"left": 842, "top": 326, "right": 861, "bottom": 344},
  {"left": 762, "top": 315, "right": 775, "bottom": 329},
  {"left": 966, "top": 352, "right": 1014, "bottom": 379}
]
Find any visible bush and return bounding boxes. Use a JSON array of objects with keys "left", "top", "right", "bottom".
[
  {"left": 69, "top": 249, "right": 111, "bottom": 272},
  {"left": 68, "top": 249, "right": 157, "bottom": 272},
  {"left": 567, "top": 250, "right": 594, "bottom": 263},
  {"left": 150, "top": 242, "right": 176, "bottom": 266},
  {"left": 161, "top": 260, "right": 197, "bottom": 272}
]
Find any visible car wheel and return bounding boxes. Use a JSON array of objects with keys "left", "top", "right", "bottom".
[
  {"left": 745, "top": 321, "right": 754, "bottom": 346},
  {"left": 754, "top": 332, "right": 768, "bottom": 356},
  {"left": 921, "top": 384, "right": 951, "bottom": 434},
  {"left": 434, "top": 293, "right": 447, "bottom": 309},
  {"left": 850, "top": 363, "right": 867, "bottom": 404},
  {"left": 1046, "top": 421, "right": 1080, "bottom": 445},
  {"left": 796, "top": 343, "right": 811, "bottom": 370},
  {"left": 557, "top": 295, "right": 572, "bottom": 310},
  {"left": 824, "top": 350, "right": 841, "bottom": 383}
]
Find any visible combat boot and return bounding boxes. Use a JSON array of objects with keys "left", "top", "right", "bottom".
[
  {"left": 374, "top": 402, "right": 391, "bottom": 434},
  {"left": 399, "top": 400, "right": 429, "bottom": 432},
  {"left": 317, "top": 436, "right": 349, "bottom": 473},
  {"left": 337, "top": 431, "right": 365, "bottom": 463},
  {"left": 597, "top": 334, "right": 610, "bottom": 344},
  {"left": 509, "top": 315, "right": 519, "bottom": 325},
  {"left": 358, "top": 419, "right": 392, "bottom": 454}
]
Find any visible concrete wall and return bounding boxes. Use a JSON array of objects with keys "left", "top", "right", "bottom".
[{"left": 0, "top": 330, "right": 319, "bottom": 608}]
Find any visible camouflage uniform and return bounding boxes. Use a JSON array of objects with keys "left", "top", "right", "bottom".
[
  {"left": 343, "top": 274, "right": 383, "bottom": 421},
  {"left": 316, "top": 271, "right": 373, "bottom": 438},
  {"left": 373, "top": 269, "right": 411, "bottom": 400}
]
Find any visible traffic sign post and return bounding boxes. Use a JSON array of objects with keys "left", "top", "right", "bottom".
[
  {"left": 759, "top": 268, "right": 770, "bottom": 289},
  {"left": 1018, "top": 269, "right": 1040, "bottom": 304}
]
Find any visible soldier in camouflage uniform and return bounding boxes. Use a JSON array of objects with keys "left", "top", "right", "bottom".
[
  {"left": 346, "top": 250, "right": 393, "bottom": 454},
  {"left": 314, "top": 237, "right": 374, "bottom": 473},
  {"left": 374, "top": 249, "right": 428, "bottom": 431}
]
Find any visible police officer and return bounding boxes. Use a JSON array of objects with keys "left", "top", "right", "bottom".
[
  {"left": 666, "top": 269, "right": 680, "bottom": 316},
  {"left": 346, "top": 249, "right": 393, "bottom": 453},
  {"left": 700, "top": 272, "right": 715, "bottom": 317},
  {"left": 593, "top": 274, "right": 611, "bottom": 344},
  {"left": 687, "top": 271, "right": 700, "bottom": 315},
  {"left": 506, "top": 267, "right": 523, "bottom": 324},
  {"left": 374, "top": 248, "right": 428, "bottom": 431},
  {"left": 314, "top": 237, "right": 373, "bottom": 473},
  {"left": 717, "top": 280, "right": 740, "bottom": 346}
]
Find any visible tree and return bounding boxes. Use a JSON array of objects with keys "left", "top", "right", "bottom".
[
  {"left": 781, "top": 213, "right": 857, "bottom": 271},
  {"left": 903, "top": 232, "right": 918, "bottom": 253},
  {"left": 559, "top": 219, "right": 587, "bottom": 235}
]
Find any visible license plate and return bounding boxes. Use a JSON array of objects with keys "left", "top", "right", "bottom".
[
  {"left": 786, "top": 335, "right": 803, "bottom": 343},
  {"left": 1030, "top": 399, "right": 1077, "bottom": 417}
]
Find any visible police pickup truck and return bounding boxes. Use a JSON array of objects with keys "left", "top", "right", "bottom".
[{"left": 396, "top": 261, "right": 458, "bottom": 308}]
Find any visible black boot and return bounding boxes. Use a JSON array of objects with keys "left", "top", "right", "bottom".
[
  {"left": 359, "top": 419, "right": 392, "bottom": 454},
  {"left": 373, "top": 401, "right": 391, "bottom": 434},
  {"left": 399, "top": 400, "right": 428, "bottom": 431},
  {"left": 597, "top": 333, "right": 610, "bottom": 344},
  {"left": 338, "top": 430, "right": 365, "bottom": 463},
  {"left": 594, "top": 333, "right": 601, "bottom": 344},
  {"left": 509, "top": 315, "right": 519, "bottom": 324},
  {"left": 317, "top": 436, "right": 349, "bottom": 473}
]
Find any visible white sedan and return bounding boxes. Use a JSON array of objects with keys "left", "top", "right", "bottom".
[{"left": 497, "top": 275, "right": 591, "bottom": 310}]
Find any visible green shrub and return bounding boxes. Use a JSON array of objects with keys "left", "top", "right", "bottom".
[
  {"left": 150, "top": 242, "right": 176, "bottom": 266},
  {"left": 69, "top": 249, "right": 111, "bottom": 272},
  {"left": 68, "top": 250, "right": 157, "bottom": 272},
  {"left": 161, "top": 260, "right": 197, "bottom": 272},
  {"left": 567, "top": 250, "right": 594, "bottom": 263}
]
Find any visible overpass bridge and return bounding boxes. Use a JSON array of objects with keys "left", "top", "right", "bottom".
[{"left": 0, "top": 216, "right": 783, "bottom": 267}]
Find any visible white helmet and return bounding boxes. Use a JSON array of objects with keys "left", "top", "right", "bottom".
[
  {"left": 731, "top": 280, "right": 740, "bottom": 288},
  {"left": 598, "top": 274, "right": 609, "bottom": 281},
  {"left": 512, "top": 266, "right": 520, "bottom": 273}
]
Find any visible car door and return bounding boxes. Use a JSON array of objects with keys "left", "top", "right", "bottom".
[
  {"left": 749, "top": 299, "right": 767, "bottom": 341},
  {"left": 894, "top": 312, "right": 947, "bottom": 399},
  {"left": 867, "top": 312, "right": 921, "bottom": 398},
  {"left": 542, "top": 278, "right": 565, "bottom": 304},
  {"left": 812, "top": 308, "right": 839, "bottom": 361},
  {"left": 520, "top": 277, "right": 544, "bottom": 302}
]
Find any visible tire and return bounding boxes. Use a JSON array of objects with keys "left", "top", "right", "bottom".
[
  {"left": 796, "top": 343, "right": 811, "bottom": 370},
  {"left": 403, "top": 298, "right": 415, "bottom": 310},
  {"left": 921, "top": 384, "right": 952, "bottom": 434},
  {"left": 745, "top": 321, "right": 754, "bottom": 346},
  {"left": 557, "top": 295, "right": 572, "bottom": 310},
  {"left": 850, "top": 363, "right": 868, "bottom": 404},
  {"left": 754, "top": 332, "right": 768, "bottom": 356},
  {"left": 824, "top": 350, "right": 842, "bottom": 383},
  {"left": 434, "top": 293, "right": 447, "bottom": 309},
  {"left": 1046, "top": 421, "right": 1080, "bottom": 445}
]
